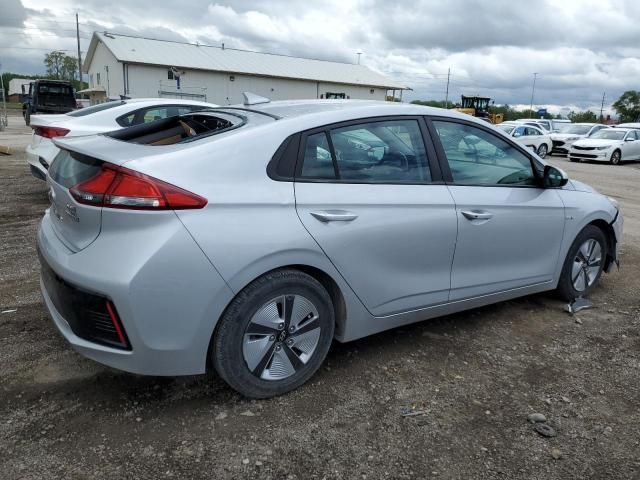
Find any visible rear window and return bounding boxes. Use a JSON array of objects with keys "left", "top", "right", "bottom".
[
  {"left": 38, "top": 84, "right": 73, "bottom": 95},
  {"left": 107, "top": 111, "right": 245, "bottom": 145},
  {"left": 49, "top": 150, "right": 101, "bottom": 189},
  {"left": 68, "top": 101, "right": 125, "bottom": 117}
]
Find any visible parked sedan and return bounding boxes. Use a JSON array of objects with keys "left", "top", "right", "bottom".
[
  {"left": 550, "top": 123, "right": 610, "bottom": 155},
  {"left": 496, "top": 123, "right": 552, "bottom": 158},
  {"left": 38, "top": 99, "right": 622, "bottom": 398},
  {"left": 26, "top": 98, "right": 217, "bottom": 180},
  {"left": 568, "top": 128, "right": 640, "bottom": 165}
]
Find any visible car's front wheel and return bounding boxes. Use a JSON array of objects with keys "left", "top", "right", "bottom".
[
  {"left": 537, "top": 143, "right": 548, "bottom": 158},
  {"left": 212, "top": 269, "right": 335, "bottom": 398},
  {"left": 556, "top": 225, "right": 607, "bottom": 301},
  {"left": 610, "top": 149, "right": 622, "bottom": 165}
]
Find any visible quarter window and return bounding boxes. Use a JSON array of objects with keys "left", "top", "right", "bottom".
[
  {"left": 300, "top": 119, "right": 431, "bottom": 183},
  {"left": 433, "top": 121, "right": 537, "bottom": 186}
]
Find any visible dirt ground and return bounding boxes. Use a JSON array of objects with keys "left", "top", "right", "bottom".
[{"left": 1, "top": 112, "right": 639, "bottom": 479}]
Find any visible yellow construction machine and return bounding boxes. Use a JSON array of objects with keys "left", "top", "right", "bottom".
[{"left": 454, "top": 96, "right": 503, "bottom": 124}]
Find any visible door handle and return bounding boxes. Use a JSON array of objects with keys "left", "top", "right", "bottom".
[
  {"left": 461, "top": 210, "right": 493, "bottom": 221},
  {"left": 310, "top": 210, "right": 358, "bottom": 222}
]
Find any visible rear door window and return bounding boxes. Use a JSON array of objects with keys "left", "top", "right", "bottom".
[{"left": 299, "top": 119, "right": 431, "bottom": 183}]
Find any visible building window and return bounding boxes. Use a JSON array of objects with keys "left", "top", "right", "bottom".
[
  {"left": 96, "top": 72, "right": 101, "bottom": 85},
  {"left": 229, "top": 75, "right": 235, "bottom": 82},
  {"left": 370, "top": 88, "right": 375, "bottom": 94},
  {"left": 325, "top": 92, "right": 346, "bottom": 99},
  {"left": 89, "top": 74, "right": 94, "bottom": 87},
  {"left": 168, "top": 69, "right": 174, "bottom": 80}
]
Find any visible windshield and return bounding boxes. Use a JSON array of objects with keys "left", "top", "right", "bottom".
[
  {"left": 497, "top": 125, "right": 515, "bottom": 134},
  {"left": 590, "top": 130, "right": 626, "bottom": 140},
  {"left": 559, "top": 125, "right": 592, "bottom": 135},
  {"left": 67, "top": 101, "right": 125, "bottom": 117}
]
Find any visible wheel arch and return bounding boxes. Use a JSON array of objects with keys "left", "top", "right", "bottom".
[
  {"left": 588, "top": 218, "right": 617, "bottom": 272},
  {"left": 206, "top": 263, "right": 350, "bottom": 372}
]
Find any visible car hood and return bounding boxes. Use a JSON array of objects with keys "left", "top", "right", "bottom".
[
  {"left": 572, "top": 138, "right": 620, "bottom": 148},
  {"left": 566, "top": 179, "right": 597, "bottom": 193},
  {"left": 551, "top": 133, "right": 584, "bottom": 140}
]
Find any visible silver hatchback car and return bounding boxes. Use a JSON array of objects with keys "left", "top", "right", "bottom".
[{"left": 38, "top": 99, "right": 623, "bottom": 398}]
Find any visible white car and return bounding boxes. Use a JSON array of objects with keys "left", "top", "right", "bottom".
[
  {"left": 550, "top": 123, "right": 610, "bottom": 155},
  {"left": 617, "top": 123, "right": 640, "bottom": 130},
  {"left": 496, "top": 123, "right": 552, "bottom": 158},
  {"left": 515, "top": 118, "right": 552, "bottom": 132},
  {"left": 26, "top": 98, "right": 218, "bottom": 180},
  {"left": 568, "top": 127, "right": 640, "bottom": 165}
]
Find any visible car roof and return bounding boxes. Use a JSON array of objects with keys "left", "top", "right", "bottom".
[{"left": 239, "top": 99, "right": 469, "bottom": 121}]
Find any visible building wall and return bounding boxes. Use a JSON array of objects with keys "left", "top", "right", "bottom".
[
  {"left": 121, "top": 63, "right": 388, "bottom": 104},
  {"left": 86, "top": 41, "right": 123, "bottom": 99}
]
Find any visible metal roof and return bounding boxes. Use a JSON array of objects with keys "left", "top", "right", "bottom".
[{"left": 84, "top": 32, "right": 408, "bottom": 90}]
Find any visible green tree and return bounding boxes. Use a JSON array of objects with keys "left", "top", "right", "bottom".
[
  {"left": 612, "top": 90, "right": 640, "bottom": 122},
  {"left": 44, "top": 51, "right": 79, "bottom": 81},
  {"left": 568, "top": 110, "right": 597, "bottom": 123}
]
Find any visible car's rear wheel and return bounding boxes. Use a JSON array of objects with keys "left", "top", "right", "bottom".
[
  {"left": 212, "top": 269, "right": 335, "bottom": 398},
  {"left": 610, "top": 150, "right": 622, "bottom": 165},
  {"left": 556, "top": 225, "right": 607, "bottom": 301},
  {"left": 537, "top": 143, "right": 548, "bottom": 158}
]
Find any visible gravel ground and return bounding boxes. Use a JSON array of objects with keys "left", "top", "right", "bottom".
[{"left": 1, "top": 113, "right": 639, "bottom": 479}]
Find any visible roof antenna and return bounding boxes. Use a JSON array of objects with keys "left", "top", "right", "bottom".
[{"left": 243, "top": 92, "right": 270, "bottom": 106}]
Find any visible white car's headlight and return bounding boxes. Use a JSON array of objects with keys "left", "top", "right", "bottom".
[
  {"left": 607, "top": 196, "right": 619, "bottom": 208},
  {"left": 595, "top": 146, "right": 611, "bottom": 150}
]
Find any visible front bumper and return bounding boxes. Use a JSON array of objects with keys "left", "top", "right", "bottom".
[
  {"left": 567, "top": 149, "right": 612, "bottom": 162},
  {"left": 37, "top": 210, "right": 234, "bottom": 376}
]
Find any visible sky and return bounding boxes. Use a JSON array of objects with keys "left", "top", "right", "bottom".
[{"left": 1, "top": 0, "right": 639, "bottom": 116}]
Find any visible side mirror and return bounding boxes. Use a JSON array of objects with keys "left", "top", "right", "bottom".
[
  {"left": 513, "top": 131, "right": 522, "bottom": 137},
  {"left": 625, "top": 138, "right": 634, "bottom": 142},
  {"left": 543, "top": 165, "right": 568, "bottom": 188}
]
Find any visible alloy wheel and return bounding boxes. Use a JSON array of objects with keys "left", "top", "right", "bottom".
[
  {"left": 242, "top": 295, "right": 321, "bottom": 380},
  {"left": 537, "top": 144, "right": 548, "bottom": 158},
  {"left": 611, "top": 151, "right": 621, "bottom": 165},
  {"left": 571, "top": 239, "right": 602, "bottom": 292}
]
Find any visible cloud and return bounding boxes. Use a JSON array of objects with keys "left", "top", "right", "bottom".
[{"left": 2, "top": 0, "right": 639, "bottom": 112}]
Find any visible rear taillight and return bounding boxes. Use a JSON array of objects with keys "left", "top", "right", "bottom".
[
  {"left": 70, "top": 163, "right": 207, "bottom": 210},
  {"left": 32, "top": 126, "right": 70, "bottom": 139}
]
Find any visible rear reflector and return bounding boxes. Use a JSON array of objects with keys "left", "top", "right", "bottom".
[
  {"left": 70, "top": 163, "right": 207, "bottom": 210},
  {"left": 33, "top": 126, "right": 70, "bottom": 139}
]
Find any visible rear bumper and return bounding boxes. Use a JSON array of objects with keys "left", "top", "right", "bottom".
[
  {"left": 26, "top": 143, "right": 58, "bottom": 181},
  {"left": 37, "top": 211, "right": 235, "bottom": 376}
]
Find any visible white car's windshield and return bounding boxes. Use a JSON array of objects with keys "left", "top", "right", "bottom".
[
  {"left": 559, "top": 125, "right": 592, "bottom": 135},
  {"left": 590, "top": 130, "right": 626, "bottom": 140}
]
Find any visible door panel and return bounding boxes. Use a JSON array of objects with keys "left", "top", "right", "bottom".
[
  {"left": 296, "top": 183, "right": 457, "bottom": 315},
  {"left": 294, "top": 117, "right": 457, "bottom": 316},
  {"left": 447, "top": 186, "right": 565, "bottom": 300},
  {"left": 430, "top": 119, "right": 566, "bottom": 300}
]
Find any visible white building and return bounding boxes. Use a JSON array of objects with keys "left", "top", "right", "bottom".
[
  {"left": 7, "top": 78, "right": 32, "bottom": 102},
  {"left": 82, "top": 32, "right": 408, "bottom": 105}
]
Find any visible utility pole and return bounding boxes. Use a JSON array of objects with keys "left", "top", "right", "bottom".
[
  {"left": 599, "top": 92, "right": 606, "bottom": 123},
  {"left": 76, "top": 13, "right": 83, "bottom": 87},
  {"left": 529, "top": 73, "right": 538, "bottom": 116},
  {"left": 445, "top": 67, "right": 450, "bottom": 109}
]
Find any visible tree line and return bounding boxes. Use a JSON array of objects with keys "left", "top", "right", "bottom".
[
  {"left": 410, "top": 91, "right": 640, "bottom": 123},
  {"left": 1, "top": 51, "right": 87, "bottom": 96}
]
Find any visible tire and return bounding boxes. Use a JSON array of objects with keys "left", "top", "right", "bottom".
[
  {"left": 212, "top": 269, "right": 335, "bottom": 398},
  {"left": 537, "top": 143, "right": 548, "bottom": 158},
  {"left": 610, "top": 149, "right": 622, "bottom": 165},
  {"left": 556, "top": 225, "right": 607, "bottom": 301}
]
